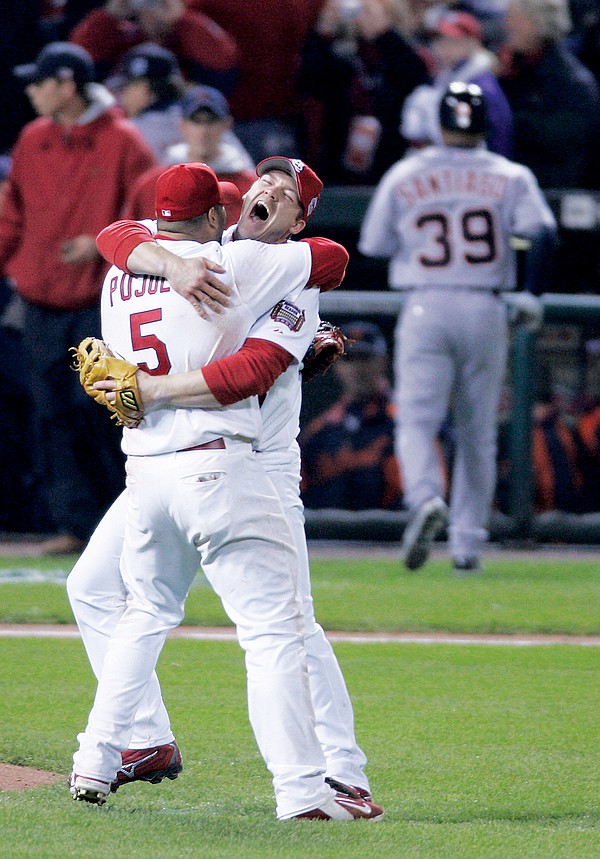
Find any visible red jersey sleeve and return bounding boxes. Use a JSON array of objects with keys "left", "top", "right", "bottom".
[
  {"left": 300, "top": 237, "right": 349, "bottom": 292},
  {"left": 96, "top": 220, "right": 155, "bottom": 273},
  {"left": 203, "top": 339, "right": 293, "bottom": 406}
]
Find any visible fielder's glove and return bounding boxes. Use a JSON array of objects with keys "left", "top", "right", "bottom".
[
  {"left": 71, "top": 337, "right": 143, "bottom": 428},
  {"left": 508, "top": 292, "right": 544, "bottom": 333},
  {"left": 302, "top": 321, "right": 347, "bottom": 382}
]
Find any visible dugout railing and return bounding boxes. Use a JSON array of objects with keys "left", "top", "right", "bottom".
[{"left": 301, "top": 186, "right": 600, "bottom": 544}]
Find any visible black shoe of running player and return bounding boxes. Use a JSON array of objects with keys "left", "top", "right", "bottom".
[{"left": 402, "top": 497, "right": 448, "bottom": 570}]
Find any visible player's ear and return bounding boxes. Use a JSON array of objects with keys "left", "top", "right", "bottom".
[
  {"left": 289, "top": 218, "right": 306, "bottom": 237},
  {"left": 207, "top": 204, "right": 226, "bottom": 230}
]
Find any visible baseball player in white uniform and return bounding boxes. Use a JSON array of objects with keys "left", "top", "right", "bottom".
[
  {"left": 359, "top": 82, "right": 557, "bottom": 573},
  {"left": 68, "top": 159, "right": 381, "bottom": 820}
]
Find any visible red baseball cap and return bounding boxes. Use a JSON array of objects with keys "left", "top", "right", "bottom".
[
  {"left": 434, "top": 11, "right": 482, "bottom": 40},
  {"left": 155, "top": 163, "right": 241, "bottom": 221},
  {"left": 256, "top": 157, "right": 323, "bottom": 219}
]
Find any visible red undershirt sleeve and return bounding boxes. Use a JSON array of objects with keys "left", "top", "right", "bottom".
[
  {"left": 301, "top": 237, "right": 349, "bottom": 291},
  {"left": 96, "top": 221, "right": 155, "bottom": 273},
  {"left": 202, "top": 338, "right": 294, "bottom": 406}
]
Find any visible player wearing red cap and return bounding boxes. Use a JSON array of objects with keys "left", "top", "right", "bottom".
[{"left": 68, "top": 161, "right": 382, "bottom": 821}]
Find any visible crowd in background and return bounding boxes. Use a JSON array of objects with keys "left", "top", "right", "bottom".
[
  {"left": 1, "top": 0, "right": 600, "bottom": 540},
  {"left": 3, "top": 0, "right": 600, "bottom": 186}
]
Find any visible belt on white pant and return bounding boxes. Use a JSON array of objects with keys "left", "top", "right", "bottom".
[{"left": 177, "top": 437, "right": 226, "bottom": 452}]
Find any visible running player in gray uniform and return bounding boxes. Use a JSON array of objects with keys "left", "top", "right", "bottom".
[{"left": 359, "top": 82, "right": 557, "bottom": 573}]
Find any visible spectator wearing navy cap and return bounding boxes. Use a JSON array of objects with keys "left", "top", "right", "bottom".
[
  {"left": 300, "top": 320, "right": 403, "bottom": 511},
  {"left": 170, "top": 85, "right": 255, "bottom": 181},
  {"left": 401, "top": 10, "right": 513, "bottom": 156},
  {"left": 1, "top": 41, "right": 155, "bottom": 554},
  {"left": 123, "top": 84, "right": 255, "bottom": 225},
  {"left": 107, "top": 42, "right": 187, "bottom": 162}
]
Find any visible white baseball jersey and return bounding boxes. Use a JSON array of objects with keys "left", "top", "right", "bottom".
[
  {"left": 219, "top": 226, "right": 321, "bottom": 453},
  {"left": 358, "top": 144, "right": 556, "bottom": 292},
  {"left": 251, "top": 287, "right": 320, "bottom": 453},
  {"left": 101, "top": 229, "right": 311, "bottom": 456}
]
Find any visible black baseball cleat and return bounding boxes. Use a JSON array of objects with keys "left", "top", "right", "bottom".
[
  {"left": 402, "top": 496, "right": 448, "bottom": 570},
  {"left": 452, "top": 556, "right": 482, "bottom": 575},
  {"left": 111, "top": 741, "right": 183, "bottom": 792}
]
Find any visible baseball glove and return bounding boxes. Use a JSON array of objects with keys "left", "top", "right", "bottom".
[
  {"left": 71, "top": 337, "right": 143, "bottom": 428},
  {"left": 302, "top": 321, "right": 347, "bottom": 383}
]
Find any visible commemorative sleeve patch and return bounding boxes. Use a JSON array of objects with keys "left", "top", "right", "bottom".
[{"left": 269, "top": 300, "right": 306, "bottom": 332}]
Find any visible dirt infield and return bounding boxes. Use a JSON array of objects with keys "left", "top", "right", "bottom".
[
  {"left": 0, "top": 763, "right": 62, "bottom": 792},
  {"left": 2, "top": 622, "right": 600, "bottom": 647}
]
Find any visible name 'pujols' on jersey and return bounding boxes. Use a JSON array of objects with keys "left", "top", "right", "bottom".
[{"left": 108, "top": 273, "right": 170, "bottom": 306}]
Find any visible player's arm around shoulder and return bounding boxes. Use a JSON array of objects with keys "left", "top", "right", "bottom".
[
  {"left": 226, "top": 238, "right": 313, "bottom": 318},
  {"left": 300, "top": 237, "right": 349, "bottom": 291},
  {"left": 97, "top": 219, "right": 157, "bottom": 273},
  {"left": 96, "top": 218, "right": 231, "bottom": 316}
]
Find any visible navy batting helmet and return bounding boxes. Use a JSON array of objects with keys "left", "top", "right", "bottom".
[{"left": 439, "top": 82, "right": 486, "bottom": 135}]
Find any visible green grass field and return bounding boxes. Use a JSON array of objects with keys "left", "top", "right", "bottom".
[
  {"left": 1, "top": 553, "right": 600, "bottom": 634},
  {"left": 0, "top": 552, "right": 599, "bottom": 857}
]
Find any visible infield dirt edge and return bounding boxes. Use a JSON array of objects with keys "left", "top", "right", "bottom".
[{"left": 0, "top": 763, "right": 63, "bottom": 792}]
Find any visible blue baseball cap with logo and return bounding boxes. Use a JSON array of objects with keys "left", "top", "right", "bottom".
[
  {"left": 14, "top": 42, "right": 95, "bottom": 86},
  {"left": 113, "top": 43, "right": 181, "bottom": 86},
  {"left": 180, "top": 85, "right": 231, "bottom": 121}
]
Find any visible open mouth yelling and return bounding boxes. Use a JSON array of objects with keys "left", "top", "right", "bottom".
[{"left": 251, "top": 200, "right": 270, "bottom": 221}]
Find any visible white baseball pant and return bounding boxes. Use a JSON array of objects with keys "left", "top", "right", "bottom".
[
  {"left": 395, "top": 289, "right": 508, "bottom": 560},
  {"left": 259, "top": 443, "right": 369, "bottom": 792},
  {"left": 71, "top": 441, "right": 332, "bottom": 819},
  {"left": 68, "top": 444, "right": 371, "bottom": 799}
]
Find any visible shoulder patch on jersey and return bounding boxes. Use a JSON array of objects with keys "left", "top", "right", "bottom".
[{"left": 270, "top": 300, "right": 306, "bottom": 332}]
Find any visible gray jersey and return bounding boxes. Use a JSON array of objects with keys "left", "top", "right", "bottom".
[{"left": 358, "top": 144, "right": 556, "bottom": 291}]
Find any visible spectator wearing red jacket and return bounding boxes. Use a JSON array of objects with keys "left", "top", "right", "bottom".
[{"left": 2, "top": 42, "right": 156, "bottom": 554}]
